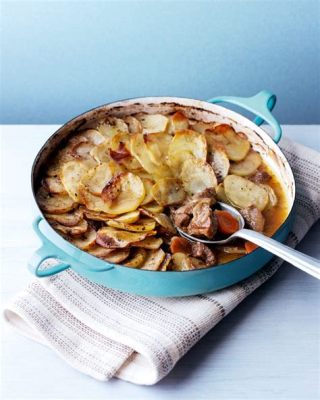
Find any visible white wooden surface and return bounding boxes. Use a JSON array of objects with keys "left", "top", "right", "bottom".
[{"left": 1, "top": 125, "right": 320, "bottom": 400}]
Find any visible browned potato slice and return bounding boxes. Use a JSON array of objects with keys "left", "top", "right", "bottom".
[
  {"left": 42, "top": 176, "right": 67, "bottom": 194},
  {"left": 144, "top": 132, "right": 172, "bottom": 165},
  {"left": 70, "top": 227, "right": 97, "bottom": 250},
  {"left": 171, "top": 252, "right": 194, "bottom": 271},
  {"left": 80, "top": 172, "right": 145, "bottom": 215},
  {"left": 96, "top": 227, "right": 156, "bottom": 248},
  {"left": 214, "top": 125, "right": 250, "bottom": 161},
  {"left": 51, "top": 219, "right": 88, "bottom": 236},
  {"left": 130, "top": 133, "right": 159, "bottom": 174},
  {"left": 140, "top": 248, "right": 166, "bottom": 270},
  {"left": 229, "top": 151, "right": 262, "bottom": 176},
  {"left": 102, "top": 248, "right": 130, "bottom": 264},
  {"left": 90, "top": 140, "right": 111, "bottom": 164},
  {"left": 216, "top": 183, "right": 231, "bottom": 204},
  {"left": 96, "top": 123, "right": 119, "bottom": 138},
  {"left": 80, "top": 162, "right": 116, "bottom": 196},
  {"left": 119, "top": 156, "right": 142, "bottom": 172},
  {"left": 208, "top": 148, "right": 230, "bottom": 182},
  {"left": 260, "top": 184, "right": 278, "bottom": 210},
  {"left": 142, "top": 202, "right": 164, "bottom": 213},
  {"left": 140, "top": 208, "right": 176, "bottom": 235},
  {"left": 106, "top": 218, "right": 156, "bottom": 232},
  {"left": 124, "top": 248, "right": 147, "bottom": 268},
  {"left": 45, "top": 209, "right": 83, "bottom": 227},
  {"left": 224, "top": 175, "right": 269, "bottom": 211},
  {"left": 180, "top": 158, "right": 217, "bottom": 195},
  {"left": 36, "top": 187, "right": 77, "bottom": 214},
  {"left": 169, "top": 111, "right": 189, "bottom": 133},
  {"left": 108, "top": 117, "right": 129, "bottom": 133},
  {"left": 103, "top": 172, "right": 145, "bottom": 214},
  {"left": 131, "top": 237, "right": 163, "bottom": 249},
  {"left": 151, "top": 178, "right": 186, "bottom": 206},
  {"left": 82, "top": 129, "right": 105, "bottom": 145},
  {"left": 141, "top": 178, "right": 155, "bottom": 205},
  {"left": 124, "top": 116, "right": 142, "bottom": 133},
  {"left": 191, "top": 121, "right": 216, "bottom": 134},
  {"left": 159, "top": 253, "right": 172, "bottom": 271},
  {"left": 109, "top": 131, "right": 131, "bottom": 153},
  {"left": 70, "top": 141, "right": 95, "bottom": 160},
  {"left": 81, "top": 207, "right": 116, "bottom": 220},
  {"left": 114, "top": 210, "right": 140, "bottom": 224},
  {"left": 88, "top": 245, "right": 114, "bottom": 258},
  {"left": 168, "top": 130, "right": 207, "bottom": 170},
  {"left": 138, "top": 114, "right": 169, "bottom": 134},
  {"left": 97, "top": 117, "right": 129, "bottom": 137},
  {"left": 61, "top": 161, "right": 89, "bottom": 201}
]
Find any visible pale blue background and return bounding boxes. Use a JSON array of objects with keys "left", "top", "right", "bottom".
[{"left": 1, "top": 0, "right": 319, "bottom": 124}]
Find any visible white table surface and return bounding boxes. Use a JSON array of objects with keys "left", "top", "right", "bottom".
[{"left": 1, "top": 125, "right": 319, "bottom": 400}]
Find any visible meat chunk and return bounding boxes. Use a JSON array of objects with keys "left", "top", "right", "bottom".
[
  {"left": 240, "top": 206, "right": 265, "bottom": 232},
  {"left": 249, "top": 170, "right": 271, "bottom": 184},
  {"left": 171, "top": 210, "right": 191, "bottom": 228},
  {"left": 170, "top": 236, "right": 216, "bottom": 267},
  {"left": 191, "top": 242, "right": 216, "bottom": 266},
  {"left": 188, "top": 200, "right": 218, "bottom": 239}
]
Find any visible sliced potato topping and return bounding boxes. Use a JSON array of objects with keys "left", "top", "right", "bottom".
[
  {"left": 96, "top": 227, "right": 156, "bottom": 249},
  {"left": 114, "top": 210, "right": 140, "bottom": 224},
  {"left": 168, "top": 129, "right": 207, "bottom": 170},
  {"left": 39, "top": 113, "right": 284, "bottom": 271},
  {"left": 61, "top": 161, "right": 89, "bottom": 202},
  {"left": 169, "top": 111, "right": 189, "bottom": 133},
  {"left": 180, "top": 158, "right": 217, "bottom": 195},
  {"left": 208, "top": 148, "right": 230, "bottom": 183},
  {"left": 124, "top": 248, "right": 147, "bottom": 268},
  {"left": 131, "top": 237, "right": 163, "bottom": 250},
  {"left": 229, "top": 150, "right": 262, "bottom": 176},
  {"left": 140, "top": 248, "right": 166, "bottom": 270},
  {"left": 138, "top": 113, "right": 169, "bottom": 134},
  {"left": 151, "top": 178, "right": 186, "bottom": 206},
  {"left": 106, "top": 218, "right": 156, "bottom": 232},
  {"left": 69, "top": 227, "right": 97, "bottom": 250},
  {"left": 130, "top": 133, "right": 159, "bottom": 174},
  {"left": 80, "top": 162, "right": 116, "bottom": 196},
  {"left": 45, "top": 209, "right": 83, "bottom": 227},
  {"left": 224, "top": 175, "right": 269, "bottom": 211},
  {"left": 36, "top": 187, "right": 77, "bottom": 214},
  {"left": 42, "top": 176, "right": 67, "bottom": 194},
  {"left": 102, "top": 248, "right": 130, "bottom": 264},
  {"left": 51, "top": 218, "right": 88, "bottom": 236}
]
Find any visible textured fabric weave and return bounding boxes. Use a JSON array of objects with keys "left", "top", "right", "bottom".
[{"left": 3, "top": 138, "right": 320, "bottom": 385}]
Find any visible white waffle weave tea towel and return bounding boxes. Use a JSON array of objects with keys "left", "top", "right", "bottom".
[{"left": 3, "top": 138, "right": 320, "bottom": 385}]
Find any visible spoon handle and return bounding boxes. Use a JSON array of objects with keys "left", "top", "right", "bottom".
[{"left": 236, "top": 229, "right": 320, "bottom": 280}]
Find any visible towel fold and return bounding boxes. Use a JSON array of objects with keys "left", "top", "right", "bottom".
[{"left": 3, "top": 137, "right": 320, "bottom": 385}]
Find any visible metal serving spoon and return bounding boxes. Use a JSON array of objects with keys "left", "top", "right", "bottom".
[{"left": 176, "top": 202, "right": 320, "bottom": 279}]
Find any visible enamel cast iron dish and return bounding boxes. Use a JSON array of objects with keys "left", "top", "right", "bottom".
[{"left": 29, "top": 91, "right": 317, "bottom": 297}]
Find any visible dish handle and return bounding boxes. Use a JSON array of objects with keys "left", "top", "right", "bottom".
[
  {"left": 207, "top": 90, "right": 282, "bottom": 143},
  {"left": 28, "top": 216, "right": 71, "bottom": 277},
  {"left": 28, "top": 216, "right": 116, "bottom": 277}
]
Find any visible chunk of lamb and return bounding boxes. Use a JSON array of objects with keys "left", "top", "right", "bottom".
[
  {"left": 188, "top": 200, "right": 218, "bottom": 239},
  {"left": 240, "top": 206, "right": 265, "bottom": 232},
  {"left": 191, "top": 242, "right": 216, "bottom": 266},
  {"left": 170, "top": 236, "right": 216, "bottom": 266},
  {"left": 249, "top": 170, "right": 271, "bottom": 184}
]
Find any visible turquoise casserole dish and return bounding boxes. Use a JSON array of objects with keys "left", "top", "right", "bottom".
[{"left": 28, "top": 91, "right": 295, "bottom": 297}]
